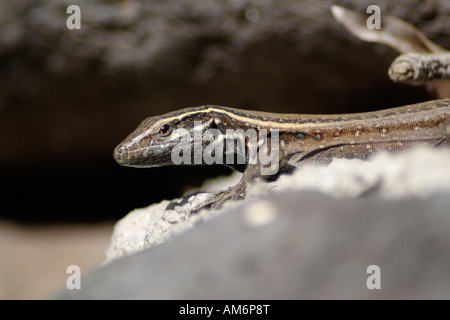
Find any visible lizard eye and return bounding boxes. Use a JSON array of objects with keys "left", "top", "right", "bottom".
[{"left": 158, "top": 124, "right": 171, "bottom": 135}]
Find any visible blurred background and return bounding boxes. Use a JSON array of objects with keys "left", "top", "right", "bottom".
[{"left": 0, "top": 0, "right": 448, "bottom": 299}]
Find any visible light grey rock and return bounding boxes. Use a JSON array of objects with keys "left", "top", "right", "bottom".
[
  {"left": 105, "top": 173, "right": 243, "bottom": 262},
  {"left": 53, "top": 191, "right": 450, "bottom": 299},
  {"left": 261, "top": 148, "right": 450, "bottom": 200},
  {"left": 50, "top": 148, "right": 450, "bottom": 299},
  {"left": 105, "top": 192, "right": 214, "bottom": 262},
  {"left": 105, "top": 148, "right": 450, "bottom": 264}
]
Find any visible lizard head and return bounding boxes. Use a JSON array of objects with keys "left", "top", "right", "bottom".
[{"left": 113, "top": 106, "right": 220, "bottom": 167}]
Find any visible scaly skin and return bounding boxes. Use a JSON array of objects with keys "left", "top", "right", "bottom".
[{"left": 114, "top": 99, "right": 450, "bottom": 211}]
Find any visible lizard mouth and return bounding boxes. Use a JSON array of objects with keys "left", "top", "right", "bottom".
[
  {"left": 113, "top": 144, "right": 146, "bottom": 167},
  {"left": 113, "top": 143, "right": 129, "bottom": 165},
  {"left": 113, "top": 142, "right": 170, "bottom": 167}
]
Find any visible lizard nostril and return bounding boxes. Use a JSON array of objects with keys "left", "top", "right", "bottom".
[{"left": 113, "top": 144, "right": 127, "bottom": 161}]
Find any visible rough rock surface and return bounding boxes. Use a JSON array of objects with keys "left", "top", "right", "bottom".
[
  {"left": 104, "top": 148, "right": 450, "bottom": 264},
  {"left": 52, "top": 148, "right": 450, "bottom": 299},
  {"left": 105, "top": 174, "right": 241, "bottom": 262}
]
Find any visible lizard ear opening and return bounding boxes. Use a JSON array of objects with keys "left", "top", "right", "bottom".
[{"left": 211, "top": 117, "right": 222, "bottom": 131}]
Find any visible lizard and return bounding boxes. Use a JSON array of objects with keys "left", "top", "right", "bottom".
[{"left": 114, "top": 99, "right": 450, "bottom": 211}]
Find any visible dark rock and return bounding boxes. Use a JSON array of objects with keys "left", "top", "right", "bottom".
[{"left": 2, "top": 0, "right": 449, "bottom": 167}]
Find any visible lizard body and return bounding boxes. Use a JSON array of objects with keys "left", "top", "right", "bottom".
[{"left": 114, "top": 99, "right": 450, "bottom": 210}]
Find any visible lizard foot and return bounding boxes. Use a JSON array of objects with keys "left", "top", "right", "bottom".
[{"left": 192, "top": 184, "right": 247, "bottom": 213}]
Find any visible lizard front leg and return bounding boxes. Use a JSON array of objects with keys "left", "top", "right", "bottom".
[
  {"left": 193, "top": 163, "right": 264, "bottom": 212},
  {"left": 444, "top": 119, "right": 450, "bottom": 141},
  {"left": 435, "top": 119, "right": 450, "bottom": 147},
  {"left": 193, "top": 135, "right": 287, "bottom": 212}
]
